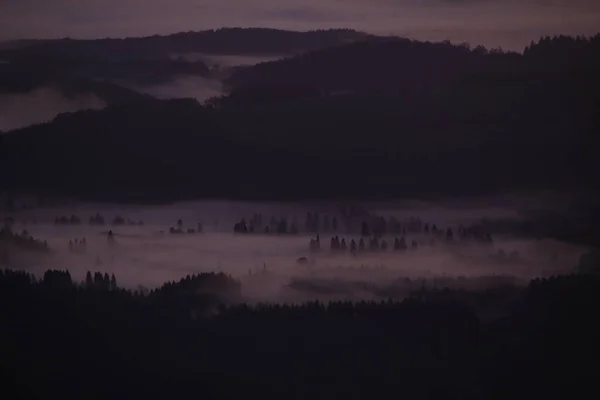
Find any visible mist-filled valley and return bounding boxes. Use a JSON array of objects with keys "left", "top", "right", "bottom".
[
  {"left": 3, "top": 197, "right": 600, "bottom": 399},
  {"left": 0, "top": 86, "right": 106, "bottom": 131},
  {"left": 0, "top": 29, "right": 360, "bottom": 133},
  {"left": 1, "top": 198, "right": 593, "bottom": 301}
]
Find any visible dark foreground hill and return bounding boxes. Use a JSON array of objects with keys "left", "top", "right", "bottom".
[
  {"left": 1, "top": 268, "right": 600, "bottom": 399},
  {"left": 1, "top": 35, "right": 599, "bottom": 203}
]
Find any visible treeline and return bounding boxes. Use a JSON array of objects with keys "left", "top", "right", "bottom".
[
  {"left": 524, "top": 34, "right": 600, "bottom": 69},
  {"left": 0, "top": 268, "right": 240, "bottom": 297},
  {"left": 1, "top": 268, "right": 600, "bottom": 399},
  {"left": 0, "top": 226, "right": 49, "bottom": 253},
  {"left": 2, "top": 28, "right": 369, "bottom": 61},
  {"left": 225, "top": 34, "right": 600, "bottom": 97},
  {"left": 225, "top": 36, "right": 519, "bottom": 97}
]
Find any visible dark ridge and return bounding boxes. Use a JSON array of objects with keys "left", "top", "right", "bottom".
[
  {"left": 1, "top": 268, "right": 600, "bottom": 399},
  {"left": 1, "top": 35, "right": 598, "bottom": 203},
  {"left": 0, "top": 28, "right": 371, "bottom": 105},
  {"left": 225, "top": 37, "right": 511, "bottom": 94},
  {"left": 2, "top": 28, "right": 373, "bottom": 59},
  {"left": 226, "top": 34, "right": 600, "bottom": 100}
]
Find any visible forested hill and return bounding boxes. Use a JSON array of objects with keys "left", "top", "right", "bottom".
[
  {"left": 0, "top": 28, "right": 372, "bottom": 99},
  {"left": 226, "top": 37, "right": 518, "bottom": 96},
  {"left": 2, "top": 269, "right": 600, "bottom": 399},
  {"left": 1, "top": 28, "right": 372, "bottom": 60},
  {"left": 1, "top": 35, "right": 599, "bottom": 203},
  {"left": 225, "top": 34, "right": 600, "bottom": 100}
]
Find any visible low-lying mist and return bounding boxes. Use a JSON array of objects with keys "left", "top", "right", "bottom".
[
  {"left": 0, "top": 76, "right": 224, "bottom": 131},
  {"left": 0, "top": 86, "right": 106, "bottom": 132},
  {"left": 1, "top": 199, "right": 590, "bottom": 304},
  {"left": 122, "top": 75, "right": 224, "bottom": 103}
]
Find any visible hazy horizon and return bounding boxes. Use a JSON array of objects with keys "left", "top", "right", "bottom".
[{"left": 2, "top": 0, "right": 600, "bottom": 51}]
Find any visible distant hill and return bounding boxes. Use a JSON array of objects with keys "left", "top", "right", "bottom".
[
  {"left": 0, "top": 28, "right": 373, "bottom": 130},
  {"left": 1, "top": 28, "right": 372, "bottom": 61},
  {"left": 0, "top": 79, "right": 154, "bottom": 131},
  {"left": 1, "top": 34, "right": 598, "bottom": 202},
  {"left": 225, "top": 37, "right": 523, "bottom": 101},
  {"left": 225, "top": 34, "right": 600, "bottom": 102},
  {"left": 0, "top": 28, "right": 371, "bottom": 88}
]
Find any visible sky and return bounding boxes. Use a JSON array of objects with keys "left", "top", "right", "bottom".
[{"left": 1, "top": 0, "right": 599, "bottom": 51}]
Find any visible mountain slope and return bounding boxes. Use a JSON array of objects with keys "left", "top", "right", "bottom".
[
  {"left": 1, "top": 35, "right": 598, "bottom": 202},
  {"left": 226, "top": 37, "right": 521, "bottom": 97}
]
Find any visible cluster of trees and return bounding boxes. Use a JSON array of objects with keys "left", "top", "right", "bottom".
[
  {"left": 524, "top": 34, "right": 600, "bottom": 68},
  {"left": 1, "top": 267, "right": 599, "bottom": 399},
  {"left": 85, "top": 271, "right": 117, "bottom": 291},
  {"left": 0, "top": 227, "right": 48, "bottom": 253},
  {"left": 151, "top": 272, "right": 241, "bottom": 299},
  {"left": 56, "top": 213, "right": 142, "bottom": 227}
]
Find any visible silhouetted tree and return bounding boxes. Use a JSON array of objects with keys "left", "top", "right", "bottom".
[
  {"left": 85, "top": 271, "right": 93, "bottom": 288},
  {"left": 110, "top": 273, "right": 117, "bottom": 291}
]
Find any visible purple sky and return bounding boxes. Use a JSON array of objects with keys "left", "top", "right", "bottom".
[{"left": 1, "top": 0, "right": 599, "bottom": 51}]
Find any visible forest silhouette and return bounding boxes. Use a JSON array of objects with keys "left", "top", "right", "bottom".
[
  {"left": 0, "top": 29, "right": 369, "bottom": 92},
  {"left": 1, "top": 34, "right": 599, "bottom": 202},
  {"left": 1, "top": 267, "right": 599, "bottom": 399}
]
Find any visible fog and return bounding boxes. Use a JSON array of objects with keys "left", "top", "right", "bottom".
[
  {"left": 1, "top": 199, "right": 588, "bottom": 304},
  {"left": 0, "top": 76, "right": 223, "bottom": 132},
  {"left": 121, "top": 75, "right": 225, "bottom": 103},
  {"left": 0, "top": 52, "right": 278, "bottom": 132},
  {"left": 0, "top": 86, "right": 106, "bottom": 132},
  {"left": 129, "top": 54, "right": 286, "bottom": 102}
]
